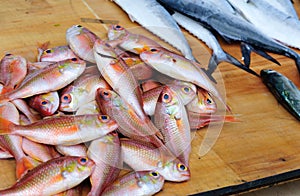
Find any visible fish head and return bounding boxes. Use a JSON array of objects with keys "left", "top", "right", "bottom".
[
  {"left": 157, "top": 86, "right": 181, "bottom": 118},
  {"left": 66, "top": 24, "right": 84, "bottom": 40},
  {"left": 197, "top": 88, "right": 217, "bottom": 113},
  {"left": 95, "top": 114, "right": 119, "bottom": 132},
  {"left": 96, "top": 88, "right": 123, "bottom": 113},
  {"left": 0, "top": 53, "right": 27, "bottom": 88},
  {"left": 29, "top": 91, "right": 59, "bottom": 116},
  {"left": 137, "top": 171, "right": 165, "bottom": 194},
  {"left": 58, "top": 58, "right": 86, "bottom": 75},
  {"left": 59, "top": 86, "right": 77, "bottom": 112},
  {"left": 140, "top": 47, "right": 174, "bottom": 66},
  {"left": 108, "top": 24, "right": 127, "bottom": 41},
  {"left": 260, "top": 69, "right": 278, "bottom": 82},
  {"left": 157, "top": 158, "right": 190, "bottom": 182},
  {"left": 61, "top": 157, "right": 95, "bottom": 180},
  {"left": 93, "top": 40, "right": 118, "bottom": 72},
  {"left": 40, "top": 46, "right": 76, "bottom": 62},
  {"left": 67, "top": 25, "right": 98, "bottom": 62},
  {"left": 170, "top": 81, "right": 197, "bottom": 105}
]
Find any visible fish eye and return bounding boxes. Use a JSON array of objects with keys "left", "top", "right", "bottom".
[
  {"left": 101, "top": 90, "right": 111, "bottom": 98},
  {"left": 206, "top": 98, "right": 212, "bottom": 104},
  {"left": 114, "top": 25, "right": 123, "bottom": 30},
  {"left": 71, "top": 58, "right": 78, "bottom": 62},
  {"left": 78, "top": 157, "right": 88, "bottom": 164},
  {"left": 111, "top": 131, "right": 118, "bottom": 136},
  {"left": 99, "top": 115, "right": 110, "bottom": 122},
  {"left": 45, "top": 49, "right": 52, "bottom": 54},
  {"left": 182, "top": 87, "right": 190, "bottom": 93},
  {"left": 41, "top": 100, "right": 48, "bottom": 105},
  {"left": 150, "top": 48, "right": 158, "bottom": 53},
  {"left": 177, "top": 163, "right": 187, "bottom": 171},
  {"left": 162, "top": 93, "right": 171, "bottom": 103},
  {"left": 149, "top": 171, "right": 159, "bottom": 177},
  {"left": 76, "top": 24, "right": 82, "bottom": 28},
  {"left": 61, "top": 94, "right": 72, "bottom": 103}
]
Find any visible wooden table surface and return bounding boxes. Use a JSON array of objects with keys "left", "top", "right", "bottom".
[{"left": 0, "top": 0, "right": 299, "bottom": 195}]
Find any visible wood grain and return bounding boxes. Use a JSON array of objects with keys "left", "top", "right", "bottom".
[{"left": 0, "top": 0, "right": 299, "bottom": 195}]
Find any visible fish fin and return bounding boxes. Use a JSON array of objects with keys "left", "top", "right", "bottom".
[
  {"left": 0, "top": 117, "right": 15, "bottom": 134},
  {"left": 241, "top": 43, "right": 281, "bottom": 67},
  {"left": 16, "top": 156, "right": 40, "bottom": 179},
  {"left": 223, "top": 53, "right": 260, "bottom": 77},
  {"left": 241, "top": 42, "right": 252, "bottom": 68}
]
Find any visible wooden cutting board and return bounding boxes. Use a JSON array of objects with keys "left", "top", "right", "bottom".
[{"left": 0, "top": 0, "right": 299, "bottom": 195}]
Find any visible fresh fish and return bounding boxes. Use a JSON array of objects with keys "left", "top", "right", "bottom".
[
  {"left": 140, "top": 46, "right": 229, "bottom": 111},
  {"left": 154, "top": 86, "right": 191, "bottom": 166},
  {"left": 0, "top": 58, "right": 86, "bottom": 104},
  {"left": 227, "top": 0, "right": 300, "bottom": 49},
  {"left": 28, "top": 91, "right": 60, "bottom": 116},
  {"left": 0, "top": 102, "right": 40, "bottom": 179},
  {"left": 0, "top": 156, "right": 95, "bottom": 196},
  {"left": 158, "top": 0, "right": 300, "bottom": 73},
  {"left": 121, "top": 138, "right": 190, "bottom": 182},
  {"left": 0, "top": 114, "right": 118, "bottom": 145},
  {"left": 87, "top": 132, "right": 122, "bottom": 196},
  {"left": 38, "top": 45, "right": 78, "bottom": 62},
  {"left": 143, "top": 81, "right": 196, "bottom": 116},
  {"left": 55, "top": 144, "right": 87, "bottom": 157},
  {"left": 0, "top": 53, "right": 27, "bottom": 93},
  {"left": 59, "top": 66, "right": 110, "bottom": 112},
  {"left": 75, "top": 101, "right": 100, "bottom": 115},
  {"left": 186, "top": 87, "right": 217, "bottom": 114},
  {"left": 112, "top": 0, "right": 196, "bottom": 61},
  {"left": 96, "top": 88, "right": 164, "bottom": 147},
  {"left": 93, "top": 39, "right": 146, "bottom": 120},
  {"left": 171, "top": 11, "right": 259, "bottom": 79},
  {"left": 261, "top": 69, "right": 300, "bottom": 121},
  {"left": 108, "top": 24, "right": 163, "bottom": 54},
  {"left": 66, "top": 25, "right": 99, "bottom": 63},
  {"left": 101, "top": 170, "right": 164, "bottom": 196},
  {"left": 22, "top": 138, "right": 58, "bottom": 162}
]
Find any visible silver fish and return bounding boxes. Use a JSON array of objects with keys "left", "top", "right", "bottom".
[
  {"left": 171, "top": 11, "right": 259, "bottom": 78},
  {"left": 158, "top": 0, "right": 300, "bottom": 73},
  {"left": 227, "top": 0, "right": 300, "bottom": 49}
]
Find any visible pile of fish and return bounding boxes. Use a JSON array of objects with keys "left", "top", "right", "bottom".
[
  {"left": 112, "top": 0, "right": 300, "bottom": 81},
  {"left": 0, "top": 23, "right": 236, "bottom": 195}
]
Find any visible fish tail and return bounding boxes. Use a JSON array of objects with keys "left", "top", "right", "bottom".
[
  {"left": 223, "top": 53, "right": 260, "bottom": 77},
  {"left": 0, "top": 117, "right": 15, "bottom": 135},
  {"left": 16, "top": 156, "right": 40, "bottom": 179}
]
